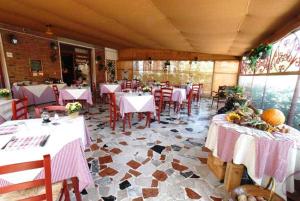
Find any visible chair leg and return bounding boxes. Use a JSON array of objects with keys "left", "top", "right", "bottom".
[
  {"left": 127, "top": 113, "right": 131, "bottom": 128},
  {"left": 71, "top": 177, "right": 82, "bottom": 201},
  {"left": 123, "top": 115, "right": 126, "bottom": 132},
  {"left": 146, "top": 112, "right": 151, "bottom": 127},
  {"left": 62, "top": 180, "right": 70, "bottom": 201}
]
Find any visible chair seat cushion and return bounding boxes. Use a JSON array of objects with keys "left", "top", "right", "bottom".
[{"left": 0, "top": 182, "right": 63, "bottom": 201}]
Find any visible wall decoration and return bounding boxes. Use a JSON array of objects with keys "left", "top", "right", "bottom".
[
  {"left": 8, "top": 34, "right": 18, "bottom": 45},
  {"left": 30, "top": 59, "right": 43, "bottom": 75},
  {"left": 49, "top": 41, "right": 58, "bottom": 62},
  {"left": 106, "top": 60, "right": 116, "bottom": 81}
]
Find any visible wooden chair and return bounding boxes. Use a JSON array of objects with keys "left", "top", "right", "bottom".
[
  {"left": 52, "top": 85, "right": 60, "bottom": 105},
  {"left": 125, "top": 80, "right": 132, "bottom": 89},
  {"left": 12, "top": 97, "right": 28, "bottom": 120},
  {"left": 108, "top": 93, "right": 131, "bottom": 131},
  {"left": 179, "top": 89, "right": 193, "bottom": 116},
  {"left": 0, "top": 154, "right": 69, "bottom": 201},
  {"left": 153, "top": 89, "right": 163, "bottom": 123},
  {"left": 211, "top": 85, "right": 227, "bottom": 109},
  {"left": 161, "top": 87, "right": 174, "bottom": 112},
  {"left": 35, "top": 105, "right": 67, "bottom": 118},
  {"left": 192, "top": 83, "right": 201, "bottom": 102}
]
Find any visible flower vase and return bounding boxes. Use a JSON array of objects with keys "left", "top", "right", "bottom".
[
  {"left": 0, "top": 96, "right": 10, "bottom": 100},
  {"left": 68, "top": 112, "right": 79, "bottom": 118}
]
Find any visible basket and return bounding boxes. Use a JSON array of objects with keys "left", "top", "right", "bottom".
[{"left": 230, "top": 178, "right": 284, "bottom": 201}]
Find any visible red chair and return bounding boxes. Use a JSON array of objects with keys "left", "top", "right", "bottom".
[
  {"left": 153, "top": 89, "right": 163, "bottom": 123},
  {"left": 12, "top": 97, "right": 28, "bottom": 120},
  {"left": 161, "top": 87, "right": 174, "bottom": 112},
  {"left": 125, "top": 81, "right": 132, "bottom": 89},
  {"left": 108, "top": 93, "right": 131, "bottom": 131},
  {"left": 0, "top": 154, "right": 69, "bottom": 201},
  {"left": 180, "top": 89, "right": 193, "bottom": 116},
  {"left": 52, "top": 85, "right": 60, "bottom": 104},
  {"left": 35, "top": 105, "right": 67, "bottom": 118},
  {"left": 192, "top": 84, "right": 201, "bottom": 102}
]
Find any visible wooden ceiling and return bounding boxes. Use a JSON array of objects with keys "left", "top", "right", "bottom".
[{"left": 0, "top": 0, "right": 299, "bottom": 56}]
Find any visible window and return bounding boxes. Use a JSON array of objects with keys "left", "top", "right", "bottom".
[{"left": 239, "top": 29, "right": 300, "bottom": 129}]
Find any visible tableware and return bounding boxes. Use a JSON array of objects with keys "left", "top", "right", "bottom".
[
  {"left": 1, "top": 136, "right": 16, "bottom": 150},
  {"left": 40, "top": 135, "right": 50, "bottom": 147}
]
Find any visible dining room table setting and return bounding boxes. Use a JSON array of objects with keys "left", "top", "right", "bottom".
[
  {"left": 58, "top": 85, "right": 93, "bottom": 106},
  {"left": 0, "top": 114, "right": 93, "bottom": 192},
  {"left": 11, "top": 82, "right": 66, "bottom": 106},
  {"left": 205, "top": 89, "right": 300, "bottom": 200}
]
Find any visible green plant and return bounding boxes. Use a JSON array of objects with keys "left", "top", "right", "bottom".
[
  {"left": 0, "top": 89, "right": 10, "bottom": 97},
  {"left": 248, "top": 43, "right": 272, "bottom": 70},
  {"left": 65, "top": 102, "right": 82, "bottom": 114}
]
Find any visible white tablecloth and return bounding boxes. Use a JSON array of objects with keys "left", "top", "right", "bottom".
[
  {"left": 100, "top": 84, "right": 121, "bottom": 96},
  {"left": 205, "top": 114, "right": 300, "bottom": 199},
  {"left": 116, "top": 92, "right": 156, "bottom": 118},
  {"left": 0, "top": 116, "right": 92, "bottom": 189}
]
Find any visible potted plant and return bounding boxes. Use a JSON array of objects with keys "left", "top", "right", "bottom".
[
  {"left": 142, "top": 86, "right": 151, "bottom": 94},
  {"left": 65, "top": 102, "right": 82, "bottom": 118},
  {"left": 0, "top": 89, "right": 10, "bottom": 100},
  {"left": 247, "top": 43, "right": 272, "bottom": 70}
]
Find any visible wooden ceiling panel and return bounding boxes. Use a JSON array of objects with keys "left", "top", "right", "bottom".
[{"left": 0, "top": 0, "right": 299, "bottom": 56}]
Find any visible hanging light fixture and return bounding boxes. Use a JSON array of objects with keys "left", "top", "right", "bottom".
[{"left": 45, "top": 24, "right": 54, "bottom": 35}]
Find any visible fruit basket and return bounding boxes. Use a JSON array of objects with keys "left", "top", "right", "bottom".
[{"left": 230, "top": 178, "right": 284, "bottom": 201}]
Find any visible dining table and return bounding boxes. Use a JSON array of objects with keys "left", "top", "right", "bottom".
[
  {"left": 99, "top": 83, "right": 121, "bottom": 96},
  {"left": 0, "top": 115, "right": 93, "bottom": 191},
  {"left": 59, "top": 87, "right": 93, "bottom": 105},
  {"left": 205, "top": 114, "right": 300, "bottom": 199},
  {"left": 116, "top": 92, "right": 156, "bottom": 118},
  {"left": 12, "top": 84, "right": 66, "bottom": 106},
  {"left": 0, "top": 99, "right": 14, "bottom": 125}
]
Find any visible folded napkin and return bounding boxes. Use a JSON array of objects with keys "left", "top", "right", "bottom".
[
  {"left": 5, "top": 135, "right": 48, "bottom": 151},
  {"left": 255, "top": 138, "right": 294, "bottom": 182},
  {"left": 217, "top": 126, "right": 240, "bottom": 162}
]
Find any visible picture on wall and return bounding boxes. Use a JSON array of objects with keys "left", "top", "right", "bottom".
[{"left": 29, "top": 59, "right": 43, "bottom": 76}]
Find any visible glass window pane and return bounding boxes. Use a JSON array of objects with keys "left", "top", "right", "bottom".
[
  {"left": 263, "top": 75, "right": 297, "bottom": 119},
  {"left": 251, "top": 76, "right": 267, "bottom": 108}
]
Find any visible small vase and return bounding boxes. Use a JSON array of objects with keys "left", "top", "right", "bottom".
[{"left": 68, "top": 112, "right": 79, "bottom": 118}]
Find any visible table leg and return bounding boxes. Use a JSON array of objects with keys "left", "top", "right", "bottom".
[{"left": 71, "top": 177, "right": 82, "bottom": 201}]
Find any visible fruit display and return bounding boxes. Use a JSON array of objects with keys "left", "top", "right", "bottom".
[
  {"left": 237, "top": 194, "right": 267, "bottom": 201},
  {"left": 219, "top": 85, "right": 287, "bottom": 133},
  {"left": 261, "top": 108, "right": 285, "bottom": 126}
]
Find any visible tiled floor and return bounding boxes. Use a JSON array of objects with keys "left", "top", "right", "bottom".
[{"left": 72, "top": 99, "right": 227, "bottom": 201}]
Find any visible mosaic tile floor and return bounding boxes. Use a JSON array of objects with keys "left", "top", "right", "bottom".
[{"left": 73, "top": 99, "right": 227, "bottom": 201}]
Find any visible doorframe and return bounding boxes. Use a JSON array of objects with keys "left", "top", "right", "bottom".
[{"left": 0, "top": 33, "right": 10, "bottom": 89}]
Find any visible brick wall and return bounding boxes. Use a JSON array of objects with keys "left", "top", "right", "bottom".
[{"left": 1, "top": 30, "right": 61, "bottom": 84}]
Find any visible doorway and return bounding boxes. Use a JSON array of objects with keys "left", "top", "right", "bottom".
[
  {"left": 61, "top": 53, "right": 74, "bottom": 86},
  {"left": 59, "top": 43, "right": 91, "bottom": 86}
]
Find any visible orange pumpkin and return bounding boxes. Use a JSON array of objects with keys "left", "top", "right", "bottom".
[{"left": 261, "top": 108, "right": 285, "bottom": 126}]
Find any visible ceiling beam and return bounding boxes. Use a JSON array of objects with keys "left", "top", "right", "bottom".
[{"left": 118, "top": 48, "right": 239, "bottom": 61}]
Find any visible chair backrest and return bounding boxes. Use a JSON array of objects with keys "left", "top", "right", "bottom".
[
  {"left": 35, "top": 105, "right": 66, "bottom": 118},
  {"left": 154, "top": 89, "right": 163, "bottom": 109},
  {"left": 218, "top": 85, "right": 227, "bottom": 97},
  {"left": 0, "top": 155, "right": 53, "bottom": 201},
  {"left": 12, "top": 97, "right": 28, "bottom": 120},
  {"left": 161, "top": 87, "right": 173, "bottom": 101},
  {"left": 52, "top": 85, "right": 59, "bottom": 104},
  {"left": 125, "top": 81, "right": 132, "bottom": 89},
  {"left": 192, "top": 84, "right": 200, "bottom": 93},
  {"left": 92, "top": 82, "right": 97, "bottom": 92}
]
